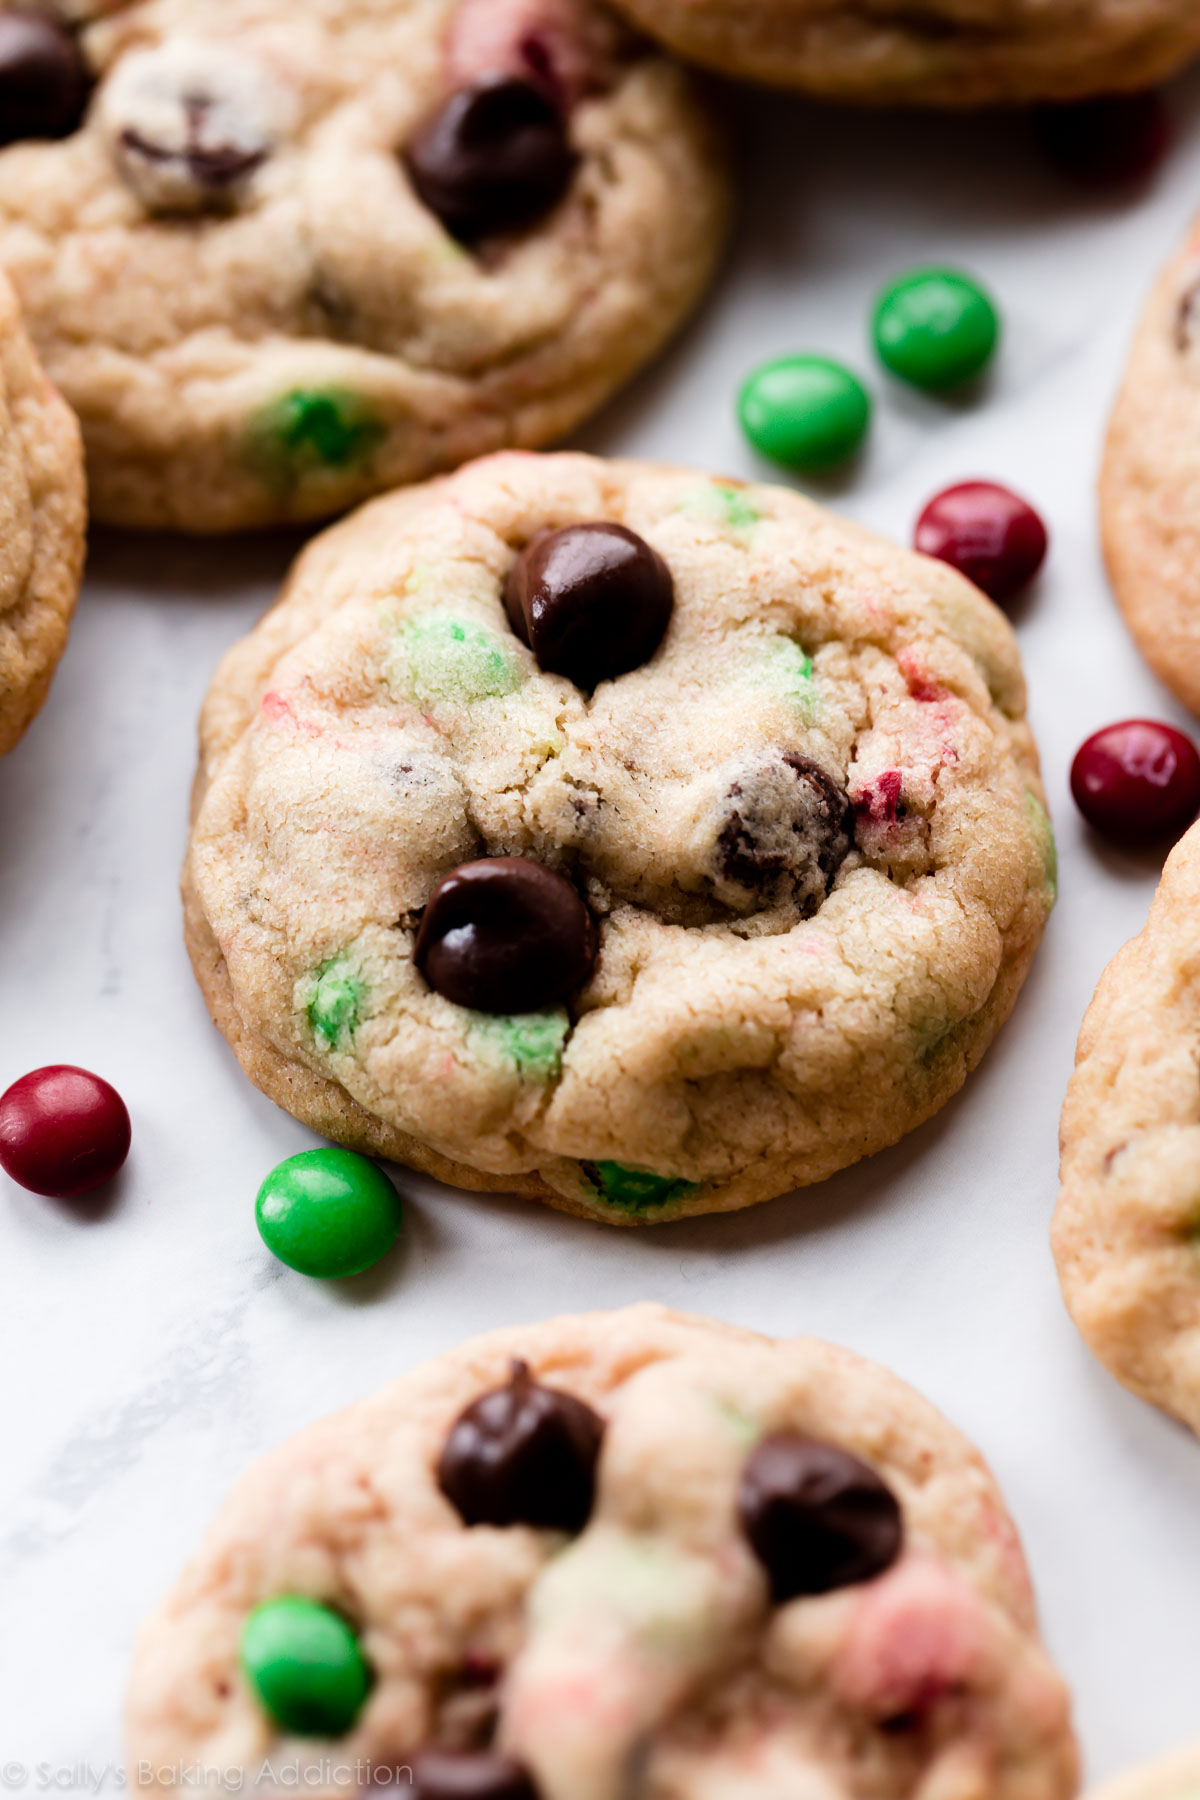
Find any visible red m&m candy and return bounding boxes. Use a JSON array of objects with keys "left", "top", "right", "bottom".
[
  {"left": 915, "top": 481, "right": 1047, "bottom": 603},
  {"left": 0, "top": 1065, "right": 131, "bottom": 1198},
  {"left": 1071, "top": 720, "right": 1200, "bottom": 846}
]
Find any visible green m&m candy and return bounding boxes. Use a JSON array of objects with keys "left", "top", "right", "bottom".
[
  {"left": 255, "top": 1146, "right": 403, "bottom": 1278},
  {"left": 872, "top": 268, "right": 999, "bottom": 390},
  {"left": 738, "top": 354, "right": 870, "bottom": 473},
  {"left": 240, "top": 1596, "right": 371, "bottom": 1735}
]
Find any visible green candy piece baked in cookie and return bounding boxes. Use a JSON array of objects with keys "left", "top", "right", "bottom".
[
  {"left": 398, "top": 615, "right": 523, "bottom": 704},
  {"left": 1024, "top": 791, "right": 1058, "bottom": 901},
  {"left": 475, "top": 1011, "right": 570, "bottom": 1081},
  {"left": 587, "top": 1161, "right": 700, "bottom": 1213},
  {"left": 247, "top": 389, "right": 385, "bottom": 486},
  {"left": 680, "top": 482, "right": 763, "bottom": 531},
  {"left": 304, "top": 956, "right": 365, "bottom": 1051},
  {"left": 755, "top": 635, "right": 814, "bottom": 708},
  {"left": 240, "top": 1595, "right": 371, "bottom": 1734}
]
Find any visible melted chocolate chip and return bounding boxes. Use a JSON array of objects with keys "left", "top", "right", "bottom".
[
  {"left": 0, "top": 10, "right": 89, "bottom": 147},
  {"left": 504, "top": 522, "right": 674, "bottom": 687},
  {"left": 715, "top": 753, "right": 852, "bottom": 914},
  {"left": 409, "top": 1750, "right": 540, "bottom": 1800},
  {"left": 413, "top": 856, "right": 597, "bottom": 1014},
  {"left": 738, "top": 1433, "right": 903, "bottom": 1603},
  {"left": 437, "top": 1359, "right": 604, "bottom": 1531},
  {"left": 405, "top": 75, "right": 576, "bottom": 242}
]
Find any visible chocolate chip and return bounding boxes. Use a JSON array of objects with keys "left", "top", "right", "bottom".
[
  {"left": 413, "top": 856, "right": 596, "bottom": 1014},
  {"left": 409, "top": 1750, "right": 540, "bottom": 1800},
  {"left": 0, "top": 10, "right": 89, "bottom": 146},
  {"left": 738, "top": 1433, "right": 903, "bottom": 1603},
  {"left": 405, "top": 75, "right": 576, "bottom": 243},
  {"left": 504, "top": 523, "right": 674, "bottom": 688},
  {"left": 715, "top": 753, "right": 852, "bottom": 914},
  {"left": 437, "top": 1359, "right": 604, "bottom": 1531}
]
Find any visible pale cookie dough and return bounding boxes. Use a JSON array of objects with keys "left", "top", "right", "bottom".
[
  {"left": 1101, "top": 209, "right": 1200, "bottom": 721},
  {"left": 126, "top": 1304, "right": 1079, "bottom": 1799},
  {"left": 596, "top": 0, "right": 1200, "bottom": 105},
  {"left": 184, "top": 450, "right": 1056, "bottom": 1225},
  {"left": 1088, "top": 1745, "right": 1200, "bottom": 1800},
  {"left": 0, "top": 0, "right": 728, "bottom": 532},
  {"left": 1055, "top": 819, "right": 1200, "bottom": 1437},
  {"left": 0, "top": 266, "right": 85, "bottom": 758}
]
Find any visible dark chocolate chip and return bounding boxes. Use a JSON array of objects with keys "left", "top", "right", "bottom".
[
  {"left": 738, "top": 1432, "right": 903, "bottom": 1603},
  {"left": 437, "top": 1358, "right": 604, "bottom": 1532},
  {"left": 408, "top": 1750, "right": 540, "bottom": 1800},
  {"left": 413, "top": 856, "right": 597, "bottom": 1014},
  {"left": 0, "top": 10, "right": 89, "bottom": 147},
  {"left": 715, "top": 753, "right": 852, "bottom": 913},
  {"left": 405, "top": 75, "right": 576, "bottom": 243},
  {"left": 504, "top": 522, "right": 674, "bottom": 687}
]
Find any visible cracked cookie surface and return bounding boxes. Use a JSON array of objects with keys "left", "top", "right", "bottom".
[
  {"left": 595, "top": 0, "right": 1200, "bottom": 104},
  {"left": 126, "top": 1304, "right": 1078, "bottom": 1799},
  {"left": 0, "top": 267, "right": 86, "bottom": 758},
  {"left": 1055, "top": 820, "right": 1200, "bottom": 1438},
  {"left": 0, "top": 0, "right": 727, "bottom": 532},
  {"left": 1102, "top": 208, "right": 1200, "bottom": 721},
  {"left": 184, "top": 450, "right": 1054, "bottom": 1224}
]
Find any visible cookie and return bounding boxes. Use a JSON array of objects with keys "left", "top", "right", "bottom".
[
  {"left": 0, "top": 1, "right": 728, "bottom": 533},
  {"left": 595, "top": 0, "right": 1200, "bottom": 105},
  {"left": 184, "top": 450, "right": 1056, "bottom": 1225},
  {"left": 1101, "top": 210, "right": 1200, "bottom": 721},
  {"left": 1054, "top": 819, "right": 1200, "bottom": 1437},
  {"left": 0, "top": 265, "right": 85, "bottom": 759},
  {"left": 1087, "top": 1746, "right": 1200, "bottom": 1800},
  {"left": 126, "top": 1303, "right": 1078, "bottom": 1797}
]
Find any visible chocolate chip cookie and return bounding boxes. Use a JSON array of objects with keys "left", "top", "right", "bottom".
[
  {"left": 597, "top": 0, "right": 1200, "bottom": 105},
  {"left": 0, "top": 265, "right": 85, "bottom": 758},
  {"left": 126, "top": 1304, "right": 1078, "bottom": 1797},
  {"left": 184, "top": 451, "right": 1056, "bottom": 1224},
  {"left": 1055, "top": 818, "right": 1200, "bottom": 1438},
  {"left": 1102, "top": 208, "right": 1200, "bottom": 721},
  {"left": 0, "top": 0, "right": 728, "bottom": 532}
]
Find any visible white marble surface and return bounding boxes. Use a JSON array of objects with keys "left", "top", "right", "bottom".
[{"left": 4, "top": 71, "right": 1200, "bottom": 1792}]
